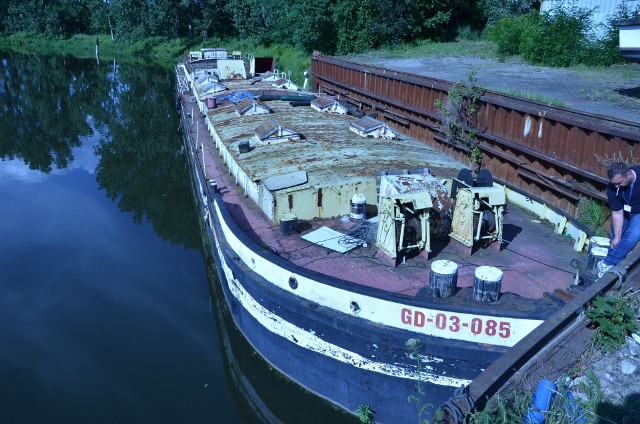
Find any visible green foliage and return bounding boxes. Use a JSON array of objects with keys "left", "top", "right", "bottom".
[
  {"left": 586, "top": 295, "right": 637, "bottom": 353},
  {"left": 486, "top": 13, "right": 536, "bottom": 57},
  {"left": 576, "top": 197, "right": 610, "bottom": 238},
  {"left": 480, "top": 0, "right": 537, "bottom": 25},
  {"left": 468, "top": 375, "right": 602, "bottom": 424},
  {"left": 355, "top": 404, "right": 375, "bottom": 424},
  {"left": 434, "top": 69, "right": 483, "bottom": 170},
  {"left": 520, "top": 7, "right": 595, "bottom": 67},
  {"left": 494, "top": 89, "right": 568, "bottom": 107},
  {"left": 486, "top": 4, "right": 627, "bottom": 67},
  {"left": 0, "top": 0, "right": 481, "bottom": 56},
  {"left": 405, "top": 339, "right": 434, "bottom": 424}
]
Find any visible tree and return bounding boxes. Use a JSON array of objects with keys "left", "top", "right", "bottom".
[{"left": 480, "top": 0, "right": 538, "bottom": 25}]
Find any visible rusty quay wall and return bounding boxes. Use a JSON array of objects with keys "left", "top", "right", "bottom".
[{"left": 311, "top": 56, "right": 640, "bottom": 217}]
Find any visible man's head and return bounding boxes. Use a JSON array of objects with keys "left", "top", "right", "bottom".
[{"left": 608, "top": 162, "right": 633, "bottom": 188}]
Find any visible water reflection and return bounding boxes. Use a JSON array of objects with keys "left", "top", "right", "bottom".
[
  {"left": 0, "top": 50, "right": 199, "bottom": 249},
  {"left": 0, "top": 51, "right": 245, "bottom": 424},
  {"left": 0, "top": 50, "right": 358, "bottom": 424}
]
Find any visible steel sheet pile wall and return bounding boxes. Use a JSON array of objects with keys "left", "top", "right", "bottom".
[{"left": 312, "top": 56, "right": 640, "bottom": 216}]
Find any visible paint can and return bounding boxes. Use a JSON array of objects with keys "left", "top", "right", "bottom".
[
  {"left": 589, "top": 236, "right": 609, "bottom": 251},
  {"left": 350, "top": 194, "right": 366, "bottom": 220}
]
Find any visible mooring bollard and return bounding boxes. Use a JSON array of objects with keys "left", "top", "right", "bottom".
[
  {"left": 429, "top": 260, "right": 458, "bottom": 298},
  {"left": 473, "top": 266, "right": 502, "bottom": 302}
]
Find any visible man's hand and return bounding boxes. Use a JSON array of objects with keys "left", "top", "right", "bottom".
[{"left": 611, "top": 237, "right": 621, "bottom": 249}]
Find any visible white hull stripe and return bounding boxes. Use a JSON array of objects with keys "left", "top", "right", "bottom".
[
  {"left": 211, "top": 227, "right": 472, "bottom": 387},
  {"left": 211, "top": 200, "right": 543, "bottom": 347}
]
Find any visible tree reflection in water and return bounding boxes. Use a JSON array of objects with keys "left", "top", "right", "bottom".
[{"left": 0, "top": 50, "right": 200, "bottom": 249}]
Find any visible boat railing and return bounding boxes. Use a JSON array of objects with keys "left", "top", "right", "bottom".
[{"left": 175, "top": 64, "right": 189, "bottom": 94}]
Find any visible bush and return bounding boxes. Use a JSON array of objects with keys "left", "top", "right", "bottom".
[
  {"left": 486, "top": 13, "right": 536, "bottom": 56},
  {"left": 487, "top": 5, "right": 624, "bottom": 67}
]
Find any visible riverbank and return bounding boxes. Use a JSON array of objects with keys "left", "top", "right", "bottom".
[
  {"left": 0, "top": 32, "right": 188, "bottom": 67},
  {"left": 0, "top": 33, "right": 311, "bottom": 80}
]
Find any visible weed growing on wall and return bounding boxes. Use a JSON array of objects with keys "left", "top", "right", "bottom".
[
  {"left": 405, "top": 338, "right": 444, "bottom": 424},
  {"left": 576, "top": 197, "right": 610, "bottom": 238},
  {"left": 355, "top": 404, "right": 374, "bottom": 424},
  {"left": 587, "top": 295, "right": 638, "bottom": 353},
  {"left": 434, "top": 69, "right": 483, "bottom": 171}
]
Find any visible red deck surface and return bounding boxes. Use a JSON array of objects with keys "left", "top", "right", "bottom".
[{"left": 182, "top": 92, "right": 586, "bottom": 302}]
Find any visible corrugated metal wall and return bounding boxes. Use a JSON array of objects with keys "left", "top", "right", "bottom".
[{"left": 311, "top": 56, "right": 640, "bottom": 217}]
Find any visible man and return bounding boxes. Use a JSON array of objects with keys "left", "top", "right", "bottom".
[{"left": 598, "top": 161, "right": 640, "bottom": 277}]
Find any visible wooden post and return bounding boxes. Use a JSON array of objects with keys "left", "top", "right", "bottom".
[
  {"left": 95, "top": 37, "right": 100, "bottom": 65},
  {"left": 473, "top": 266, "right": 502, "bottom": 302},
  {"left": 429, "top": 260, "right": 458, "bottom": 298}
]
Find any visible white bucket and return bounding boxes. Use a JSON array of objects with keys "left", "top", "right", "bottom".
[
  {"left": 350, "top": 194, "right": 366, "bottom": 220},
  {"left": 589, "top": 236, "right": 610, "bottom": 251}
]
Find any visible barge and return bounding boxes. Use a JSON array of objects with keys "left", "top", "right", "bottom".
[{"left": 176, "top": 49, "right": 593, "bottom": 423}]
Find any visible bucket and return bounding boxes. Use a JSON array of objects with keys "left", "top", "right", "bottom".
[
  {"left": 350, "top": 194, "right": 366, "bottom": 220},
  {"left": 206, "top": 97, "right": 217, "bottom": 109},
  {"left": 589, "top": 236, "right": 609, "bottom": 251}
]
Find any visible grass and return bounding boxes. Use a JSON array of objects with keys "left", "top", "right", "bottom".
[
  {"left": 493, "top": 89, "right": 569, "bottom": 108},
  {"left": 468, "top": 372, "right": 603, "bottom": 423},
  {"left": 576, "top": 197, "right": 610, "bottom": 238},
  {"left": 341, "top": 39, "right": 499, "bottom": 62}
]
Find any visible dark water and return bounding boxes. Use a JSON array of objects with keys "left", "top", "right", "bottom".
[
  {"left": 0, "top": 51, "right": 244, "bottom": 424},
  {"left": 0, "top": 51, "right": 358, "bottom": 424}
]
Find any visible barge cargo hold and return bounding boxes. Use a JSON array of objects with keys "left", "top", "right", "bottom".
[{"left": 176, "top": 50, "right": 593, "bottom": 423}]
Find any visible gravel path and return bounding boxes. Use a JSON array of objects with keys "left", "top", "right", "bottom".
[{"left": 356, "top": 56, "right": 640, "bottom": 124}]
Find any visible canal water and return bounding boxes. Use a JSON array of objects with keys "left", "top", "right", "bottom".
[{"left": 0, "top": 51, "right": 357, "bottom": 424}]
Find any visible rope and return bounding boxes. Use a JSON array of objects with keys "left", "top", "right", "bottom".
[
  {"left": 605, "top": 266, "right": 626, "bottom": 290},
  {"left": 441, "top": 384, "right": 474, "bottom": 424}
]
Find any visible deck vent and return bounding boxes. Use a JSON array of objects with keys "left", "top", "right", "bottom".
[
  {"left": 272, "top": 78, "right": 301, "bottom": 91},
  {"left": 255, "top": 118, "right": 301, "bottom": 144},
  {"left": 350, "top": 116, "right": 398, "bottom": 139},
  {"left": 199, "top": 81, "right": 227, "bottom": 96},
  {"left": 194, "top": 73, "right": 217, "bottom": 85},
  {"left": 238, "top": 140, "right": 251, "bottom": 154},
  {"left": 235, "top": 99, "right": 272, "bottom": 116},
  {"left": 260, "top": 71, "right": 279, "bottom": 82},
  {"left": 310, "top": 97, "right": 348, "bottom": 115}
]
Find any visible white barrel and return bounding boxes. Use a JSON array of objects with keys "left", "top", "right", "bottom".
[
  {"left": 350, "top": 193, "right": 366, "bottom": 220},
  {"left": 473, "top": 266, "right": 503, "bottom": 302},
  {"left": 589, "top": 236, "right": 609, "bottom": 251},
  {"left": 429, "top": 260, "right": 458, "bottom": 298},
  {"left": 588, "top": 246, "right": 608, "bottom": 273}
]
